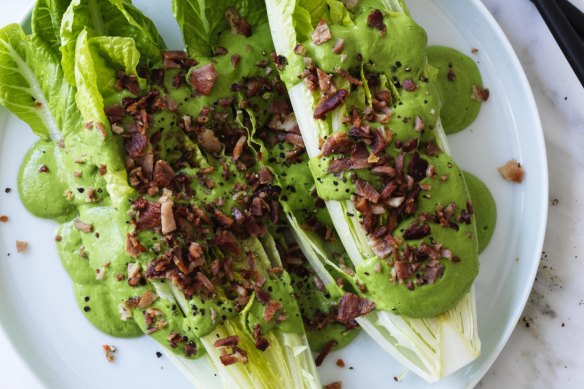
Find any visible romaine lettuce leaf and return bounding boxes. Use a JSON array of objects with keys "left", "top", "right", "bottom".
[
  {"left": 0, "top": 24, "right": 79, "bottom": 141},
  {"left": 172, "top": 0, "right": 266, "bottom": 57},
  {"left": 31, "top": 0, "right": 71, "bottom": 51},
  {"left": 60, "top": 0, "right": 165, "bottom": 84}
]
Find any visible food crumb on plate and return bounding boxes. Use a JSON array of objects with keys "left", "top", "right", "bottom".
[
  {"left": 336, "top": 358, "right": 345, "bottom": 368},
  {"left": 16, "top": 241, "right": 28, "bottom": 253},
  {"left": 324, "top": 381, "right": 342, "bottom": 389},
  {"left": 498, "top": 159, "right": 525, "bottom": 183},
  {"left": 0, "top": 215, "right": 8, "bottom": 223},
  {"left": 103, "top": 345, "right": 116, "bottom": 362}
]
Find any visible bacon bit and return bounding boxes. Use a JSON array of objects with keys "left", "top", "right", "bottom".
[
  {"left": 16, "top": 241, "right": 28, "bottom": 253},
  {"left": 471, "top": 85, "right": 490, "bottom": 102},
  {"left": 232, "top": 135, "right": 247, "bottom": 162},
  {"left": 225, "top": 8, "right": 252, "bottom": 37},
  {"left": 0, "top": 215, "right": 8, "bottom": 223},
  {"left": 334, "top": 68, "right": 362, "bottom": 86},
  {"left": 38, "top": 165, "right": 49, "bottom": 173},
  {"left": 144, "top": 308, "right": 167, "bottom": 334},
  {"left": 337, "top": 293, "right": 376, "bottom": 321},
  {"left": 198, "top": 129, "right": 222, "bottom": 154},
  {"left": 263, "top": 300, "right": 283, "bottom": 321},
  {"left": 214, "top": 209, "right": 234, "bottom": 228},
  {"left": 325, "top": 382, "right": 342, "bottom": 389},
  {"left": 367, "top": 9, "right": 386, "bottom": 36},
  {"left": 336, "top": 359, "right": 345, "bottom": 368},
  {"left": 95, "top": 122, "right": 107, "bottom": 140},
  {"left": 317, "top": 68, "right": 333, "bottom": 93},
  {"left": 195, "top": 272, "right": 214, "bottom": 292},
  {"left": 220, "top": 348, "right": 248, "bottom": 366},
  {"left": 498, "top": 159, "right": 524, "bottom": 183},
  {"left": 73, "top": 219, "right": 93, "bottom": 233},
  {"left": 423, "top": 263, "right": 445, "bottom": 284},
  {"left": 162, "top": 50, "right": 187, "bottom": 69},
  {"left": 105, "top": 105, "right": 125, "bottom": 124},
  {"left": 189, "top": 64, "right": 217, "bottom": 96},
  {"left": 271, "top": 52, "right": 287, "bottom": 70},
  {"left": 138, "top": 290, "right": 159, "bottom": 308},
  {"left": 118, "top": 302, "right": 132, "bottom": 320},
  {"left": 403, "top": 222, "right": 431, "bottom": 240},
  {"left": 153, "top": 160, "right": 175, "bottom": 188},
  {"left": 160, "top": 198, "right": 176, "bottom": 235},
  {"left": 102, "top": 345, "right": 116, "bottom": 362},
  {"left": 354, "top": 179, "right": 380, "bottom": 203},
  {"left": 136, "top": 201, "right": 161, "bottom": 231},
  {"left": 189, "top": 242, "right": 204, "bottom": 262},
  {"left": 321, "top": 132, "right": 351, "bottom": 156},
  {"left": 401, "top": 79, "right": 417, "bottom": 92},
  {"left": 315, "top": 339, "right": 337, "bottom": 366},
  {"left": 125, "top": 132, "right": 148, "bottom": 158},
  {"left": 214, "top": 335, "right": 239, "bottom": 348},
  {"left": 126, "top": 234, "right": 146, "bottom": 258},
  {"left": 314, "top": 89, "right": 349, "bottom": 120},
  {"left": 333, "top": 38, "right": 345, "bottom": 54},
  {"left": 258, "top": 167, "right": 274, "bottom": 184},
  {"left": 294, "top": 44, "right": 307, "bottom": 55},
  {"left": 127, "top": 262, "right": 143, "bottom": 287},
  {"left": 312, "top": 19, "right": 332, "bottom": 45},
  {"left": 414, "top": 116, "right": 425, "bottom": 132}
]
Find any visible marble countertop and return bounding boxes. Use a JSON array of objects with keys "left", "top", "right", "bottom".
[{"left": 1, "top": 0, "right": 583, "bottom": 388}]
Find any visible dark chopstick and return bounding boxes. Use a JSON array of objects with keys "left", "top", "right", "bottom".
[
  {"left": 530, "top": 0, "right": 584, "bottom": 88},
  {"left": 556, "top": 0, "right": 584, "bottom": 41}
]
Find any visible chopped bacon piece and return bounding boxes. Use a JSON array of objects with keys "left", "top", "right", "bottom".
[
  {"left": 311, "top": 19, "right": 332, "bottom": 45},
  {"left": 73, "top": 219, "right": 93, "bottom": 233},
  {"left": 125, "top": 132, "right": 148, "bottom": 158},
  {"left": 225, "top": 8, "right": 252, "bottom": 37},
  {"left": 325, "top": 382, "right": 342, "bottom": 389},
  {"left": 135, "top": 201, "right": 161, "bottom": 231},
  {"left": 160, "top": 198, "right": 176, "bottom": 235},
  {"left": 498, "top": 159, "right": 524, "bottom": 183},
  {"left": 105, "top": 105, "right": 126, "bottom": 124},
  {"left": 153, "top": 160, "right": 175, "bottom": 188},
  {"left": 263, "top": 300, "right": 283, "bottom": 321},
  {"left": 321, "top": 132, "right": 351, "bottom": 156},
  {"left": 394, "top": 260, "right": 413, "bottom": 281},
  {"left": 337, "top": 293, "right": 375, "bottom": 321},
  {"left": 125, "top": 234, "right": 146, "bottom": 257},
  {"left": 471, "top": 85, "right": 490, "bottom": 102},
  {"left": 220, "top": 349, "right": 248, "bottom": 366},
  {"left": 232, "top": 135, "right": 247, "bottom": 162},
  {"left": 271, "top": 52, "right": 287, "bottom": 70},
  {"left": 214, "top": 209, "right": 234, "bottom": 228},
  {"left": 402, "top": 222, "right": 431, "bottom": 240},
  {"left": 189, "top": 64, "right": 217, "bottom": 96},
  {"left": 354, "top": 179, "right": 380, "bottom": 203},
  {"left": 317, "top": 68, "right": 333, "bottom": 93},
  {"left": 315, "top": 339, "right": 337, "bottom": 367},
  {"left": 314, "top": 90, "right": 349, "bottom": 120},
  {"left": 16, "top": 241, "right": 28, "bottom": 253},
  {"left": 213, "top": 335, "right": 239, "bottom": 348},
  {"left": 408, "top": 152, "right": 429, "bottom": 181},
  {"left": 334, "top": 68, "right": 363, "bottom": 86},
  {"left": 423, "top": 263, "right": 445, "bottom": 284},
  {"left": 333, "top": 38, "right": 345, "bottom": 54},
  {"left": 137, "top": 290, "right": 159, "bottom": 308},
  {"left": 195, "top": 272, "right": 215, "bottom": 292},
  {"left": 197, "top": 129, "right": 222, "bottom": 154},
  {"left": 367, "top": 9, "right": 386, "bottom": 35},
  {"left": 401, "top": 79, "right": 417, "bottom": 91},
  {"left": 258, "top": 167, "right": 274, "bottom": 184}
]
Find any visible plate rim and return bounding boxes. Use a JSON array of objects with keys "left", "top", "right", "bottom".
[{"left": 0, "top": 1, "right": 548, "bottom": 387}]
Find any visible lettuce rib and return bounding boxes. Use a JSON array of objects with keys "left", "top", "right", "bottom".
[{"left": 266, "top": 0, "right": 480, "bottom": 382}]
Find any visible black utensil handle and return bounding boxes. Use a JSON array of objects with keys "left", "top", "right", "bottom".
[
  {"left": 530, "top": 0, "right": 584, "bottom": 88},
  {"left": 556, "top": 0, "right": 584, "bottom": 41}
]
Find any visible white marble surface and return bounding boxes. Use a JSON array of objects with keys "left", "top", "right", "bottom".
[{"left": 1, "top": 0, "right": 584, "bottom": 388}]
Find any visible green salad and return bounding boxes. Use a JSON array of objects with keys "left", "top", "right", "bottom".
[{"left": 0, "top": 0, "right": 496, "bottom": 386}]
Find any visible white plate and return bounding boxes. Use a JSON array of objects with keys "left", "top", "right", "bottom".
[{"left": 0, "top": 0, "right": 547, "bottom": 388}]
